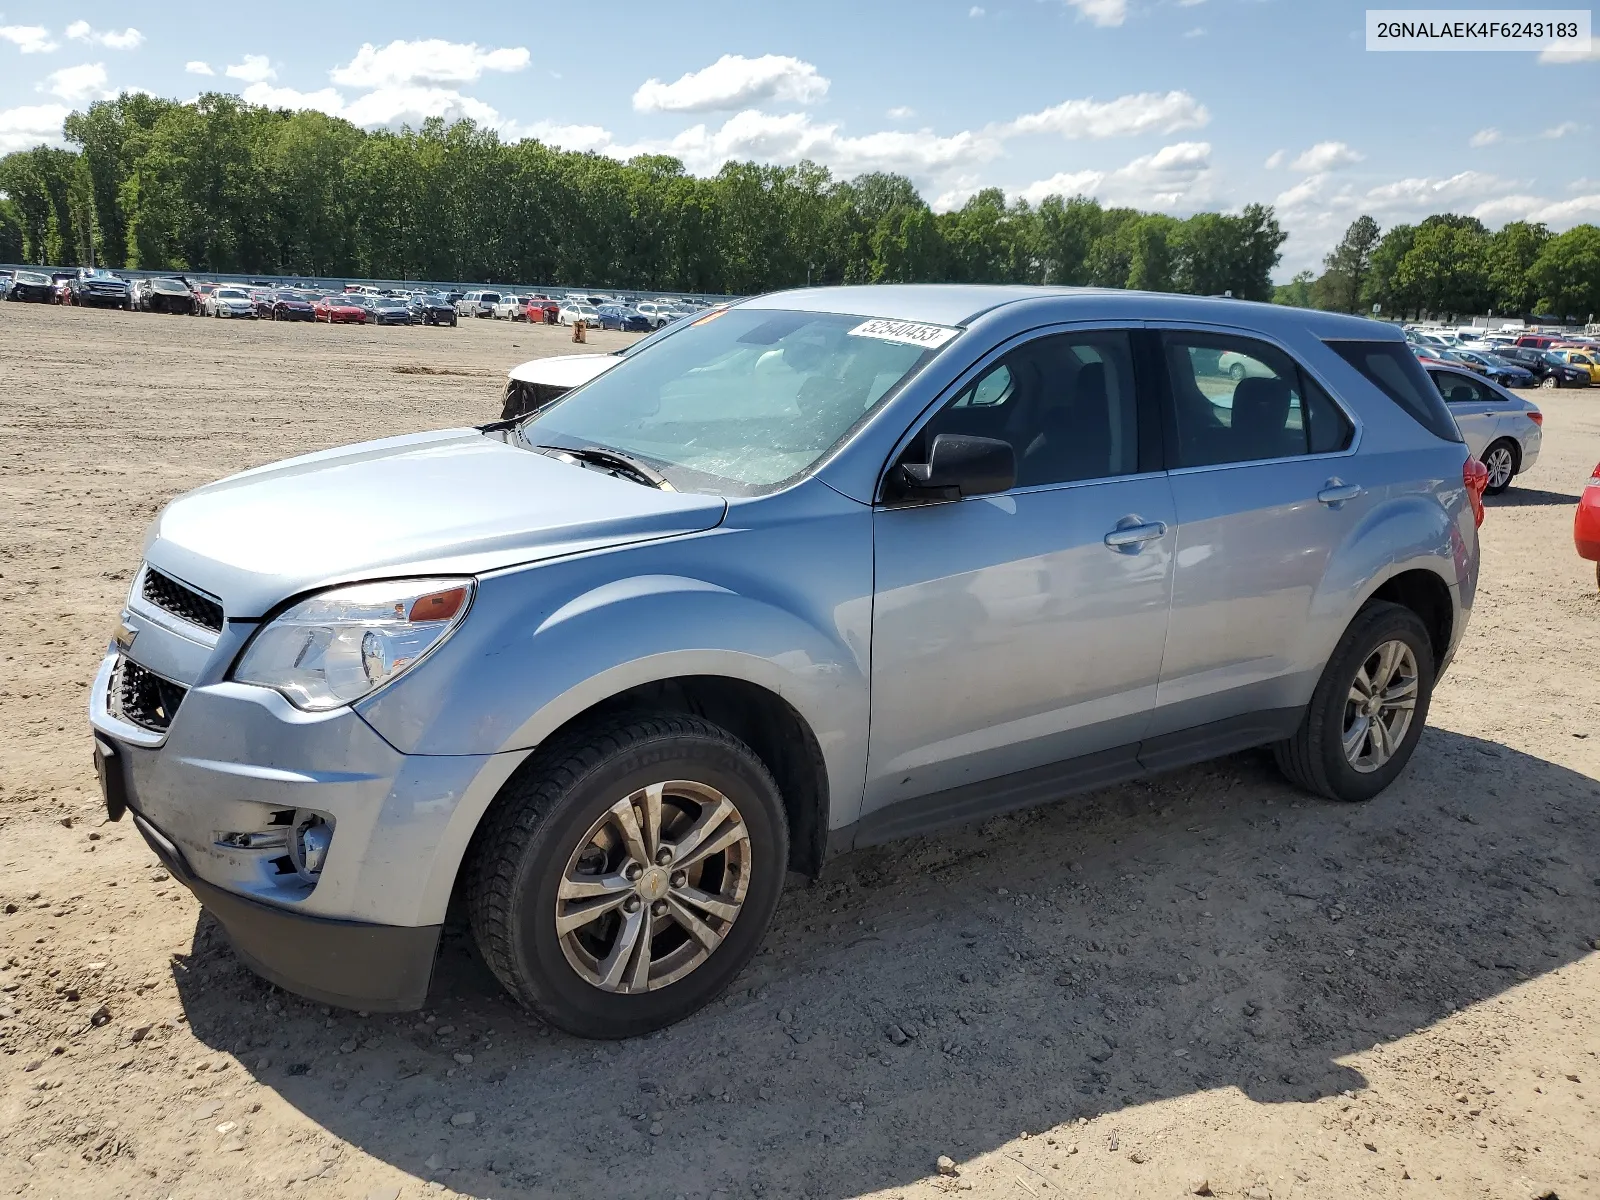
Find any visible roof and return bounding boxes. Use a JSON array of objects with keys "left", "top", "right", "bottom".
[{"left": 743, "top": 284, "right": 1395, "bottom": 341}]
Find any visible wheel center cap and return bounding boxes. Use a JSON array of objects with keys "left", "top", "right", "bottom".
[{"left": 637, "top": 867, "right": 669, "bottom": 902}]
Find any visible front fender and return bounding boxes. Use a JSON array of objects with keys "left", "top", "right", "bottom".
[{"left": 357, "top": 489, "right": 874, "bottom": 807}]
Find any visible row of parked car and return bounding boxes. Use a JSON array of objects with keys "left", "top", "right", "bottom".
[
  {"left": 1, "top": 267, "right": 710, "bottom": 333},
  {"left": 1404, "top": 326, "right": 1599, "bottom": 390},
  {"left": 452, "top": 288, "right": 700, "bottom": 331}
]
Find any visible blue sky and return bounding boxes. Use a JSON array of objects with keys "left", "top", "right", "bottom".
[{"left": 1, "top": 0, "right": 1596, "bottom": 275}]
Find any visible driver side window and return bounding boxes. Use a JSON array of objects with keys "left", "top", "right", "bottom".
[{"left": 909, "top": 331, "right": 1140, "bottom": 488}]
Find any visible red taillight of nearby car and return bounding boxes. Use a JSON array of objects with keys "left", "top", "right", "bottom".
[
  {"left": 1463, "top": 457, "right": 1489, "bottom": 527},
  {"left": 1527, "top": 411, "right": 1543, "bottom": 426}
]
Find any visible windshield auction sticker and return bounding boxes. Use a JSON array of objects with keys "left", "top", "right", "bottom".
[
  {"left": 848, "top": 318, "right": 961, "bottom": 348},
  {"left": 1366, "top": 9, "right": 1591, "bottom": 52}
]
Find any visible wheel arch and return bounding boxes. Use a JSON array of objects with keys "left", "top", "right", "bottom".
[{"left": 1367, "top": 567, "right": 1453, "bottom": 669}]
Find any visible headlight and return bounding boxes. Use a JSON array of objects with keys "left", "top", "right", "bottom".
[{"left": 233, "top": 578, "right": 474, "bottom": 711}]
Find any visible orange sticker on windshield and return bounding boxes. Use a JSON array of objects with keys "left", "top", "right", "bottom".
[{"left": 691, "top": 308, "right": 729, "bottom": 326}]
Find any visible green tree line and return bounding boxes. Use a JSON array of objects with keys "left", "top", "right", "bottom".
[
  {"left": 0, "top": 91, "right": 1593, "bottom": 319},
  {"left": 1274, "top": 213, "right": 1600, "bottom": 323}
]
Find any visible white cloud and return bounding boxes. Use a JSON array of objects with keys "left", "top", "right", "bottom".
[
  {"left": 507, "top": 120, "right": 616, "bottom": 153},
  {"left": 239, "top": 82, "right": 346, "bottom": 117},
  {"left": 235, "top": 79, "right": 504, "bottom": 129},
  {"left": 225, "top": 55, "right": 276, "bottom": 84},
  {"left": 969, "top": 5, "right": 985, "bottom": 14},
  {"left": 1469, "top": 127, "right": 1501, "bottom": 148},
  {"left": 1470, "top": 192, "right": 1600, "bottom": 225},
  {"left": 887, "top": 105, "right": 915, "bottom": 119},
  {"left": 185, "top": 61, "right": 214, "bottom": 76},
  {"left": 1016, "top": 141, "right": 1215, "bottom": 210},
  {"left": 1540, "top": 121, "right": 1578, "bottom": 140},
  {"left": 330, "top": 39, "right": 529, "bottom": 89},
  {"left": 1362, "top": 169, "right": 1519, "bottom": 213},
  {"left": 1263, "top": 149, "right": 1285, "bottom": 169},
  {"left": 1063, "top": 0, "right": 1128, "bottom": 26},
  {"left": 39, "top": 61, "right": 107, "bottom": 102},
  {"left": 632, "top": 54, "right": 828, "bottom": 115},
  {"left": 1002, "top": 90, "right": 1209, "bottom": 139},
  {"left": 1539, "top": 41, "right": 1600, "bottom": 63},
  {"left": 1290, "top": 140, "right": 1364, "bottom": 172},
  {"left": 1183, "top": 26, "right": 1205, "bottom": 37},
  {"left": 65, "top": 21, "right": 143, "bottom": 50},
  {"left": 342, "top": 86, "right": 500, "bottom": 128},
  {"left": 1178, "top": 0, "right": 1206, "bottom": 6},
  {"left": 639, "top": 109, "right": 1002, "bottom": 181},
  {"left": 0, "top": 24, "right": 56, "bottom": 53},
  {"left": 0, "top": 102, "right": 70, "bottom": 151}
]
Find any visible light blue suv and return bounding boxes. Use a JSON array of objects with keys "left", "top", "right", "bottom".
[{"left": 90, "top": 286, "right": 1484, "bottom": 1037}]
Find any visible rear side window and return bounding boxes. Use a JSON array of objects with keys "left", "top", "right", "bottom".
[{"left": 1324, "top": 340, "right": 1463, "bottom": 443}]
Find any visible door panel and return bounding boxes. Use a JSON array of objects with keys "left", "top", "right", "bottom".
[
  {"left": 867, "top": 476, "right": 1176, "bottom": 812},
  {"left": 1149, "top": 328, "right": 1370, "bottom": 734}
]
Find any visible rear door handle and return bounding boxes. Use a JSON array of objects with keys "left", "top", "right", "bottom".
[
  {"left": 1317, "top": 479, "right": 1364, "bottom": 507},
  {"left": 1104, "top": 519, "right": 1168, "bottom": 550}
]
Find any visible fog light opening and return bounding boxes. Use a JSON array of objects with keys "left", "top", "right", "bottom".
[{"left": 287, "top": 810, "right": 334, "bottom": 883}]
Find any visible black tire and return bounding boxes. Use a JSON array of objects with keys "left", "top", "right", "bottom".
[
  {"left": 466, "top": 713, "right": 788, "bottom": 1039},
  {"left": 1273, "top": 600, "right": 1436, "bottom": 803},
  {"left": 1481, "top": 438, "right": 1519, "bottom": 496},
  {"left": 1229, "top": 361, "right": 1247, "bottom": 381},
  {"left": 1539, "top": 375, "right": 1558, "bottom": 389}
]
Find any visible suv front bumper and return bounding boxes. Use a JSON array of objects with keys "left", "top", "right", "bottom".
[
  {"left": 89, "top": 644, "right": 523, "bottom": 1011},
  {"left": 127, "top": 799, "right": 439, "bottom": 1010}
]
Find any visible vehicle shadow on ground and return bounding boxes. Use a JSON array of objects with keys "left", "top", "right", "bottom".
[
  {"left": 1490, "top": 487, "right": 1583, "bottom": 508},
  {"left": 173, "top": 728, "right": 1600, "bottom": 1198}
]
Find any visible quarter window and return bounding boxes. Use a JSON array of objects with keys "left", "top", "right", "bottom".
[
  {"left": 1429, "top": 370, "right": 1495, "bottom": 403},
  {"left": 911, "top": 331, "right": 1140, "bottom": 488},
  {"left": 1160, "top": 333, "right": 1352, "bottom": 468}
]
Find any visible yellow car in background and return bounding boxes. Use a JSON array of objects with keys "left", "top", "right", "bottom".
[{"left": 1552, "top": 348, "right": 1600, "bottom": 384}]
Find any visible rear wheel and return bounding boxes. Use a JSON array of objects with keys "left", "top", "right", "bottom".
[
  {"left": 467, "top": 714, "right": 788, "bottom": 1039},
  {"left": 1273, "top": 601, "right": 1435, "bottom": 803},
  {"left": 1481, "top": 439, "right": 1518, "bottom": 495}
]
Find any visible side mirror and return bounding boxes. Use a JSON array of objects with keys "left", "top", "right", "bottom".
[{"left": 899, "top": 434, "right": 1016, "bottom": 500}]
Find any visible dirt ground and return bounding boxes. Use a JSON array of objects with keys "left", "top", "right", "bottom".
[{"left": 1, "top": 300, "right": 1598, "bottom": 1200}]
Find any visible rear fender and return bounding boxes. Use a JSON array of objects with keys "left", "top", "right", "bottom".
[{"left": 1291, "top": 486, "right": 1465, "bottom": 697}]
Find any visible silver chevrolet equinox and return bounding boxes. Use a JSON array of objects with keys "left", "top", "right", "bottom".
[{"left": 90, "top": 286, "right": 1486, "bottom": 1038}]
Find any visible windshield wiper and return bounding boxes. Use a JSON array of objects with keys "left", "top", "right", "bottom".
[{"left": 534, "top": 444, "right": 674, "bottom": 490}]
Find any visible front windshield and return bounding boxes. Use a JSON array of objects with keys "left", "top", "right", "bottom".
[
  {"left": 217, "top": 288, "right": 247, "bottom": 299},
  {"left": 17, "top": 271, "right": 48, "bottom": 284},
  {"left": 520, "top": 307, "right": 954, "bottom": 493}
]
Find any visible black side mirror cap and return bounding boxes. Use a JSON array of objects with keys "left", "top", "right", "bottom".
[{"left": 900, "top": 433, "right": 1016, "bottom": 500}]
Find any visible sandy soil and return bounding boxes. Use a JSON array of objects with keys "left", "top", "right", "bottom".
[{"left": 1, "top": 300, "right": 1598, "bottom": 1200}]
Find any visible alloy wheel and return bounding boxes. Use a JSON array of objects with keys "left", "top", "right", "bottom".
[
  {"left": 1342, "top": 640, "right": 1419, "bottom": 773},
  {"left": 554, "top": 781, "right": 750, "bottom": 993},
  {"left": 1484, "top": 445, "right": 1515, "bottom": 490}
]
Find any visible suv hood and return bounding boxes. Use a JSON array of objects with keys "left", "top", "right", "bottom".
[{"left": 145, "top": 429, "right": 727, "bottom": 618}]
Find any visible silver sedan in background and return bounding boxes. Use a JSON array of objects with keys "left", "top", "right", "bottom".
[{"left": 1423, "top": 364, "right": 1542, "bottom": 494}]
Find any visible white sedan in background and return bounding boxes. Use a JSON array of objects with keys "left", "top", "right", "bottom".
[
  {"left": 558, "top": 302, "right": 602, "bottom": 327},
  {"left": 206, "top": 287, "right": 257, "bottom": 319},
  {"left": 1423, "top": 365, "right": 1543, "bottom": 495}
]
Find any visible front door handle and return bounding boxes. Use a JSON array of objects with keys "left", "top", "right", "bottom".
[
  {"left": 1104, "top": 518, "right": 1168, "bottom": 551},
  {"left": 1317, "top": 479, "right": 1364, "bottom": 507}
]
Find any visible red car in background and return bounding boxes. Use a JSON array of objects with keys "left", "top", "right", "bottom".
[
  {"left": 313, "top": 295, "right": 367, "bottom": 324},
  {"left": 523, "top": 295, "right": 559, "bottom": 324},
  {"left": 1577, "top": 459, "right": 1600, "bottom": 591}
]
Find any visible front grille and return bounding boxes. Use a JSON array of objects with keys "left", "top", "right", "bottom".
[
  {"left": 111, "top": 658, "right": 187, "bottom": 732},
  {"left": 142, "top": 567, "right": 224, "bottom": 632}
]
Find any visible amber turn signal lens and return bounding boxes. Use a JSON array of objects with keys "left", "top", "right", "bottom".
[{"left": 409, "top": 586, "right": 468, "bottom": 622}]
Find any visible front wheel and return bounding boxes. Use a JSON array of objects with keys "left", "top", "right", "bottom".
[
  {"left": 1273, "top": 600, "right": 1436, "bottom": 803},
  {"left": 1539, "top": 375, "right": 1558, "bottom": 389},
  {"left": 1228, "top": 361, "right": 1247, "bottom": 381},
  {"left": 466, "top": 714, "right": 788, "bottom": 1039},
  {"left": 1481, "top": 439, "right": 1518, "bottom": 495}
]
